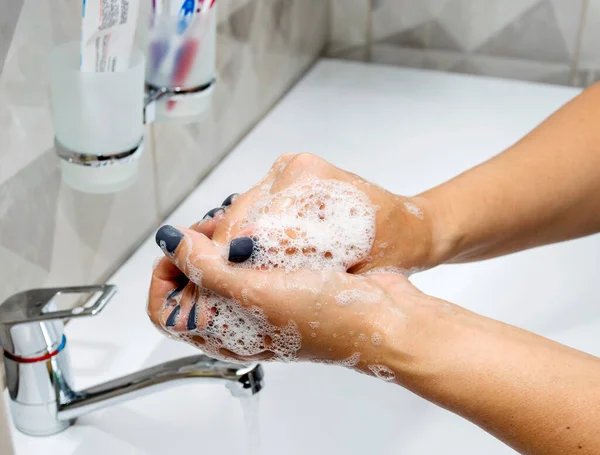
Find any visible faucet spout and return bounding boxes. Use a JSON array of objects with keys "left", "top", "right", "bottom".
[{"left": 56, "top": 355, "right": 264, "bottom": 422}]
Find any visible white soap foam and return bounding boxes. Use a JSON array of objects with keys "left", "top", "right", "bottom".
[
  {"left": 169, "top": 177, "right": 377, "bottom": 364},
  {"left": 368, "top": 364, "right": 396, "bottom": 381},
  {"left": 313, "top": 352, "right": 361, "bottom": 368},
  {"left": 186, "top": 259, "right": 203, "bottom": 286},
  {"left": 308, "top": 321, "right": 320, "bottom": 329},
  {"left": 190, "top": 288, "right": 302, "bottom": 362},
  {"left": 371, "top": 332, "right": 382, "bottom": 346},
  {"left": 240, "top": 178, "right": 376, "bottom": 272}
]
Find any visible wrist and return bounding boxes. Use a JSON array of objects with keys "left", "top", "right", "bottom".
[
  {"left": 360, "top": 287, "right": 464, "bottom": 383},
  {"left": 411, "top": 191, "right": 463, "bottom": 266},
  {"left": 385, "top": 297, "right": 508, "bottom": 417}
]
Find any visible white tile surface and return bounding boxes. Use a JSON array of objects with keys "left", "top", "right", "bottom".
[{"left": 8, "top": 60, "right": 589, "bottom": 455}]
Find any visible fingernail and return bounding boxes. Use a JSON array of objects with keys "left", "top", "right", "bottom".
[
  {"left": 228, "top": 237, "right": 254, "bottom": 263},
  {"left": 166, "top": 285, "right": 185, "bottom": 301},
  {"left": 187, "top": 304, "right": 198, "bottom": 331},
  {"left": 203, "top": 207, "right": 225, "bottom": 220},
  {"left": 156, "top": 225, "right": 184, "bottom": 255},
  {"left": 166, "top": 305, "right": 181, "bottom": 327},
  {"left": 222, "top": 193, "right": 239, "bottom": 207}
]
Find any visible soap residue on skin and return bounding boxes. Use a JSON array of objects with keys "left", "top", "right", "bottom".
[
  {"left": 335, "top": 289, "right": 380, "bottom": 307},
  {"left": 363, "top": 266, "right": 425, "bottom": 278},
  {"left": 404, "top": 201, "right": 424, "bottom": 220},
  {"left": 371, "top": 332, "right": 382, "bottom": 346},
  {"left": 314, "top": 352, "right": 361, "bottom": 368},
  {"left": 368, "top": 364, "right": 396, "bottom": 382}
]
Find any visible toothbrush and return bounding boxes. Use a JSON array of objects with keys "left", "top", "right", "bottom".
[
  {"left": 150, "top": 0, "right": 197, "bottom": 86},
  {"left": 167, "top": 0, "right": 215, "bottom": 111}
]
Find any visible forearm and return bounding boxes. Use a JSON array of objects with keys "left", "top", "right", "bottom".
[
  {"left": 388, "top": 299, "right": 600, "bottom": 454},
  {"left": 420, "top": 82, "right": 600, "bottom": 264}
]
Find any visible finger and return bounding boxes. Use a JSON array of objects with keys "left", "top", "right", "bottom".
[
  {"left": 162, "top": 282, "right": 200, "bottom": 331},
  {"left": 191, "top": 216, "right": 218, "bottom": 237},
  {"left": 221, "top": 193, "right": 239, "bottom": 207},
  {"left": 228, "top": 236, "right": 255, "bottom": 263},
  {"left": 154, "top": 225, "right": 331, "bottom": 322},
  {"left": 217, "top": 153, "right": 297, "bottom": 229},
  {"left": 155, "top": 225, "right": 242, "bottom": 298},
  {"left": 148, "top": 258, "right": 189, "bottom": 327},
  {"left": 152, "top": 214, "right": 218, "bottom": 297},
  {"left": 270, "top": 153, "right": 326, "bottom": 193},
  {"left": 202, "top": 206, "right": 226, "bottom": 221},
  {"left": 199, "top": 197, "right": 239, "bottom": 242},
  {"left": 265, "top": 153, "right": 297, "bottom": 182},
  {"left": 209, "top": 154, "right": 298, "bottom": 245},
  {"left": 270, "top": 153, "right": 352, "bottom": 194}
]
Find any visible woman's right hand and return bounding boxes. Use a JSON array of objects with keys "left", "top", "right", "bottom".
[{"left": 197, "top": 153, "right": 442, "bottom": 276}]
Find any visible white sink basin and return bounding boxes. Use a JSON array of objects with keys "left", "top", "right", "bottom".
[
  {"left": 9, "top": 59, "right": 594, "bottom": 454},
  {"left": 61, "top": 339, "right": 514, "bottom": 455}
]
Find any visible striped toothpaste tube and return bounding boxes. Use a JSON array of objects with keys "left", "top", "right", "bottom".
[{"left": 81, "top": 0, "right": 140, "bottom": 72}]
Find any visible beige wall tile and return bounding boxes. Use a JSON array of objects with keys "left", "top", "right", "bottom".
[
  {"left": 328, "top": 0, "right": 369, "bottom": 58},
  {"left": 335, "top": 0, "right": 590, "bottom": 86},
  {"left": 575, "top": 0, "right": 600, "bottom": 85}
]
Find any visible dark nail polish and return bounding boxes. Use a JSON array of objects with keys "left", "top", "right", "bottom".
[
  {"left": 222, "top": 193, "right": 239, "bottom": 207},
  {"left": 166, "top": 285, "right": 185, "bottom": 301},
  {"left": 203, "top": 207, "right": 225, "bottom": 220},
  {"left": 228, "top": 237, "right": 254, "bottom": 263},
  {"left": 187, "top": 304, "right": 198, "bottom": 331},
  {"left": 156, "top": 225, "right": 184, "bottom": 255},
  {"left": 166, "top": 305, "right": 181, "bottom": 327}
]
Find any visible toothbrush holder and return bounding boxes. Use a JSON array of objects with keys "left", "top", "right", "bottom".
[
  {"left": 49, "top": 42, "right": 145, "bottom": 194},
  {"left": 144, "top": 7, "right": 217, "bottom": 123}
]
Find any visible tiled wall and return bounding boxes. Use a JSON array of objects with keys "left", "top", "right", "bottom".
[
  {"left": 328, "top": 0, "right": 600, "bottom": 86},
  {"left": 0, "top": 0, "right": 328, "bottom": 304}
]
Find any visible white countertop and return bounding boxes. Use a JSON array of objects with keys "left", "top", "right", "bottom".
[{"left": 9, "top": 59, "right": 596, "bottom": 455}]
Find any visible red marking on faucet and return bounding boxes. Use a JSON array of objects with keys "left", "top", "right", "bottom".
[{"left": 4, "top": 335, "right": 67, "bottom": 364}]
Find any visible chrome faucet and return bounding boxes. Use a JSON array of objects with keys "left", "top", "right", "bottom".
[{"left": 0, "top": 285, "right": 264, "bottom": 436}]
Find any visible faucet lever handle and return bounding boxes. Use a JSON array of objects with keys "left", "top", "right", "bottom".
[{"left": 0, "top": 285, "right": 117, "bottom": 327}]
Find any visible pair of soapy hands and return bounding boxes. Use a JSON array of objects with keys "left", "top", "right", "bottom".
[{"left": 148, "top": 153, "right": 443, "bottom": 377}]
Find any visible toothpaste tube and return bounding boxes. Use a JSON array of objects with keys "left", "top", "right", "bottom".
[{"left": 81, "top": 0, "right": 140, "bottom": 72}]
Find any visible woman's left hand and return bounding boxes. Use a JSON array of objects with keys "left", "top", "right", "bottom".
[{"left": 148, "top": 225, "right": 446, "bottom": 370}]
